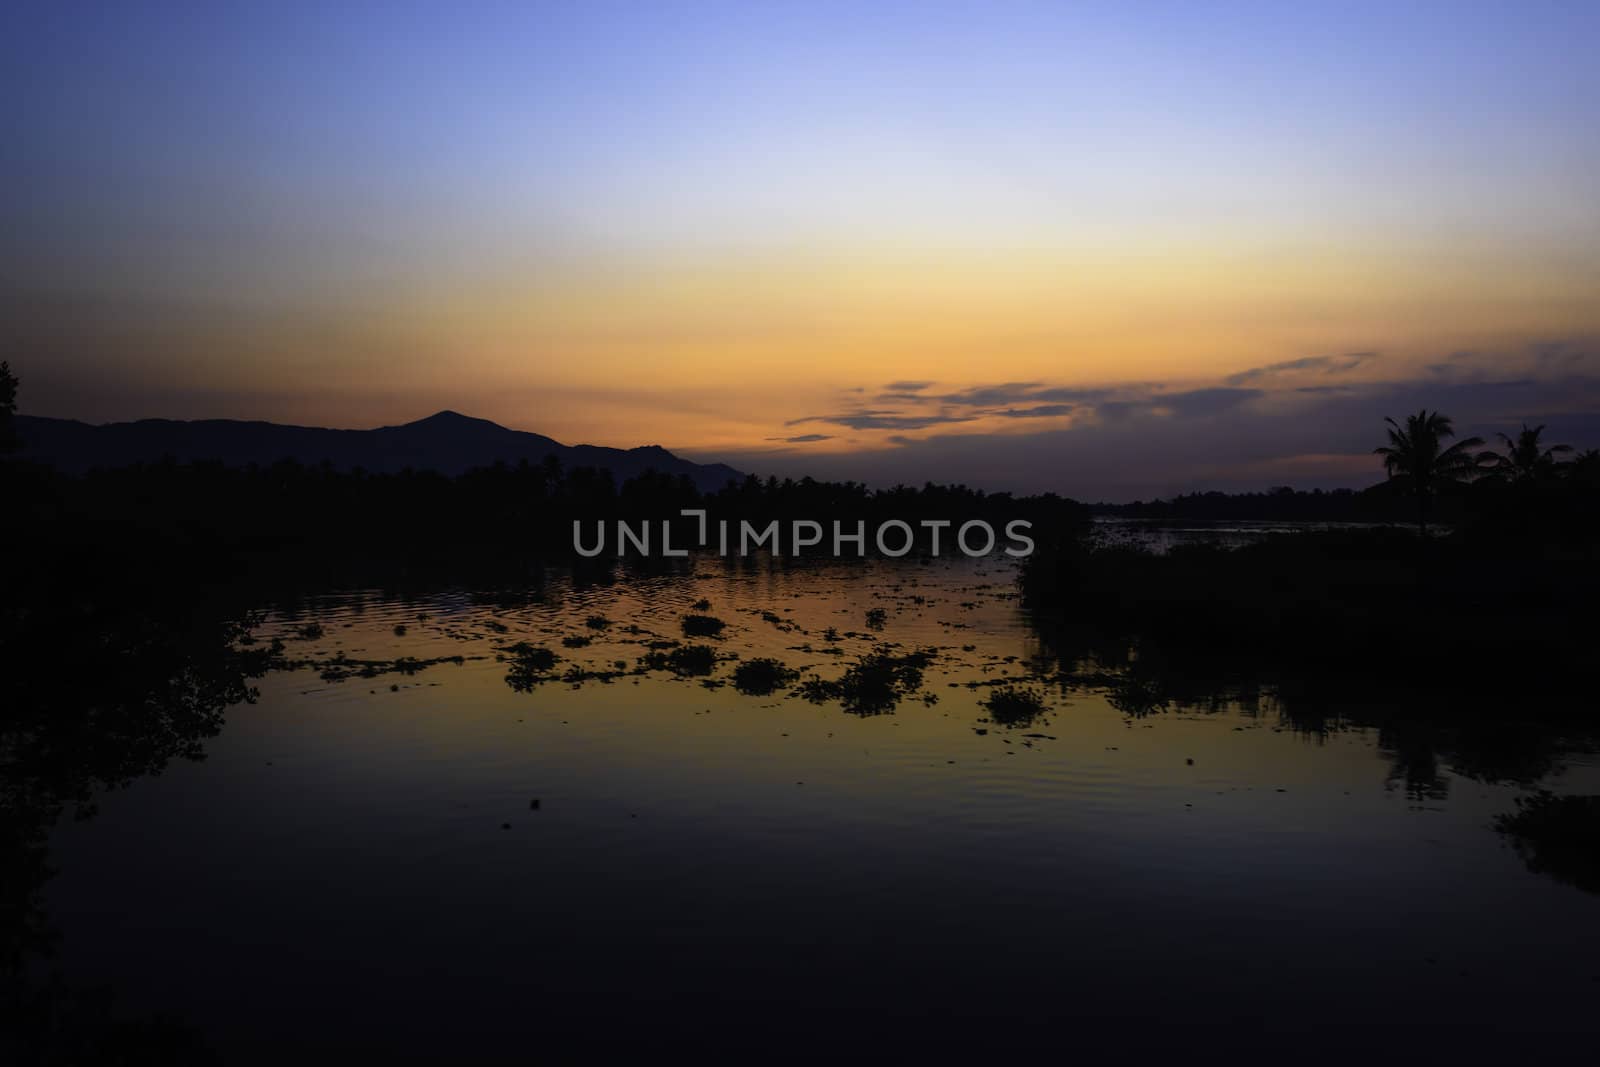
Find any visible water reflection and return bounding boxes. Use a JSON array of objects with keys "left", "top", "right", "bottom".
[
  {"left": 3, "top": 596, "right": 276, "bottom": 1060},
  {"left": 1029, "top": 618, "right": 1591, "bottom": 803},
  {"left": 1496, "top": 793, "right": 1600, "bottom": 894},
  {"left": 7, "top": 555, "right": 1599, "bottom": 1059}
]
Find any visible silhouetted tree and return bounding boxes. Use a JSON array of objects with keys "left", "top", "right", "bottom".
[
  {"left": 0, "top": 361, "right": 17, "bottom": 453},
  {"left": 1480, "top": 423, "right": 1573, "bottom": 484},
  {"left": 1571, "top": 449, "right": 1600, "bottom": 491},
  {"left": 1373, "top": 410, "right": 1483, "bottom": 535}
]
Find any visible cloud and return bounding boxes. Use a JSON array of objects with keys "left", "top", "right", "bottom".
[
  {"left": 778, "top": 433, "right": 832, "bottom": 443},
  {"left": 1426, "top": 340, "right": 1598, "bottom": 382},
  {"left": 793, "top": 383, "right": 1091, "bottom": 434},
  {"left": 733, "top": 342, "right": 1600, "bottom": 500},
  {"left": 1533, "top": 341, "right": 1589, "bottom": 369},
  {"left": 1093, "top": 401, "right": 1140, "bottom": 421},
  {"left": 1155, "top": 387, "right": 1262, "bottom": 417},
  {"left": 787, "top": 408, "right": 980, "bottom": 431},
  {"left": 993, "top": 404, "right": 1076, "bottom": 419},
  {"left": 725, "top": 359, "right": 1600, "bottom": 501},
  {"left": 1224, "top": 351, "right": 1375, "bottom": 386},
  {"left": 934, "top": 382, "right": 1043, "bottom": 406},
  {"left": 934, "top": 382, "right": 1113, "bottom": 407},
  {"left": 882, "top": 380, "right": 933, "bottom": 392},
  {"left": 792, "top": 382, "right": 1261, "bottom": 439}
]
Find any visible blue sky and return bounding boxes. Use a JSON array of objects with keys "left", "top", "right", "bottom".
[{"left": 4, "top": 1, "right": 1598, "bottom": 497}]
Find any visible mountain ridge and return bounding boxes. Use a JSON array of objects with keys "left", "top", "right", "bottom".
[{"left": 14, "top": 411, "right": 744, "bottom": 492}]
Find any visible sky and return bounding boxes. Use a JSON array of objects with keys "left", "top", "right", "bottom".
[{"left": 4, "top": 0, "right": 1598, "bottom": 499}]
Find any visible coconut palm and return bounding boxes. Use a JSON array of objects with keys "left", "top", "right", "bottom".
[
  {"left": 1480, "top": 423, "right": 1573, "bottom": 484},
  {"left": 1373, "top": 409, "right": 1483, "bottom": 535}
]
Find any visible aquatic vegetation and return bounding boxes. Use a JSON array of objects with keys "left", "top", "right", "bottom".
[
  {"left": 982, "top": 687, "right": 1049, "bottom": 728},
  {"left": 642, "top": 644, "right": 718, "bottom": 676},
  {"left": 294, "top": 622, "right": 324, "bottom": 640},
  {"left": 305, "top": 652, "right": 469, "bottom": 682},
  {"left": 865, "top": 607, "right": 887, "bottom": 630},
  {"left": 732, "top": 657, "right": 799, "bottom": 696},
  {"left": 1495, "top": 792, "right": 1600, "bottom": 894},
  {"left": 692, "top": 598, "right": 712, "bottom": 611},
  {"left": 585, "top": 615, "right": 613, "bottom": 630},
  {"left": 798, "top": 647, "right": 937, "bottom": 715},
  {"left": 562, "top": 634, "right": 593, "bottom": 648},
  {"left": 561, "top": 665, "right": 629, "bottom": 685},
  {"left": 502, "top": 642, "right": 559, "bottom": 691},
  {"left": 502, "top": 642, "right": 557, "bottom": 672},
  {"left": 681, "top": 614, "right": 727, "bottom": 638}
]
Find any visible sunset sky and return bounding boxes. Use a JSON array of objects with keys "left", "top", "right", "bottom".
[{"left": 5, "top": 1, "right": 1598, "bottom": 498}]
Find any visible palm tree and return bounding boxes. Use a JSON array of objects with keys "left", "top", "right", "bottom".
[
  {"left": 1480, "top": 423, "right": 1573, "bottom": 484},
  {"left": 1373, "top": 409, "right": 1483, "bottom": 535}
]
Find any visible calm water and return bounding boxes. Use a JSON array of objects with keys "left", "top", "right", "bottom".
[
  {"left": 36, "top": 556, "right": 1600, "bottom": 1057},
  {"left": 1088, "top": 515, "right": 1403, "bottom": 552}
]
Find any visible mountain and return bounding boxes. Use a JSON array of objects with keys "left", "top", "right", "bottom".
[{"left": 13, "top": 410, "right": 744, "bottom": 492}]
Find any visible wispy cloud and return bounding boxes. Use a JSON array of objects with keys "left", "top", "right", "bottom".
[
  {"left": 933, "top": 383, "right": 1114, "bottom": 407},
  {"left": 1224, "top": 352, "right": 1375, "bottom": 386},
  {"left": 994, "top": 403, "right": 1076, "bottom": 418},
  {"left": 788, "top": 410, "right": 981, "bottom": 431},
  {"left": 725, "top": 351, "right": 1600, "bottom": 500},
  {"left": 755, "top": 340, "right": 1600, "bottom": 499}
]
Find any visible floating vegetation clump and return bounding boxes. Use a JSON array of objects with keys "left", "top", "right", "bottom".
[
  {"left": 294, "top": 622, "right": 324, "bottom": 640},
  {"left": 561, "top": 665, "right": 628, "bottom": 685},
  {"left": 692, "top": 598, "right": 712, "bottom": 611},
  {"left": 1495, "top": 792, "right": 1600, "bottom": 895},
  {"left": 503, "top": 642, "right": 557, "bottom": 671},
  {"left": 585, "top": 615, "right": 613, "bottom": 630},
  {"left": 502, "top": 642, "right": 560, "bottom": 691},
  {"left": 297, "top": 652, "right": 469, "bottom": 683},
  {"left": 562, "top": 634, "right": 593, "bottom": 648},
  {"left": 732, "top": 658, "right": 799, "bottom": 696},
  {"left": 642, "top": 644, "right": 718, "bottom": 677},
  {"left": 981, "top": 687, "right": 1049, "bottom": 729},
  {"left": 865, "top": 608, "right": 887, "bottom": 630},
  {"left": 799, "top": 647, "right": 937, "bottom": 715},
  {"left": 681, "top": 614, "right": 727, "bottom": 638}
]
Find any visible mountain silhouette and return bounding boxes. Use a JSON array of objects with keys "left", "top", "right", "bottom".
[{"left": 14, "top": 410, "right": 744, "bottom": 492}]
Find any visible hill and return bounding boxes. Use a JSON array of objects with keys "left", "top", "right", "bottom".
[{"left": 13, "top": 410, "right": 744, "bottom": 492}]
